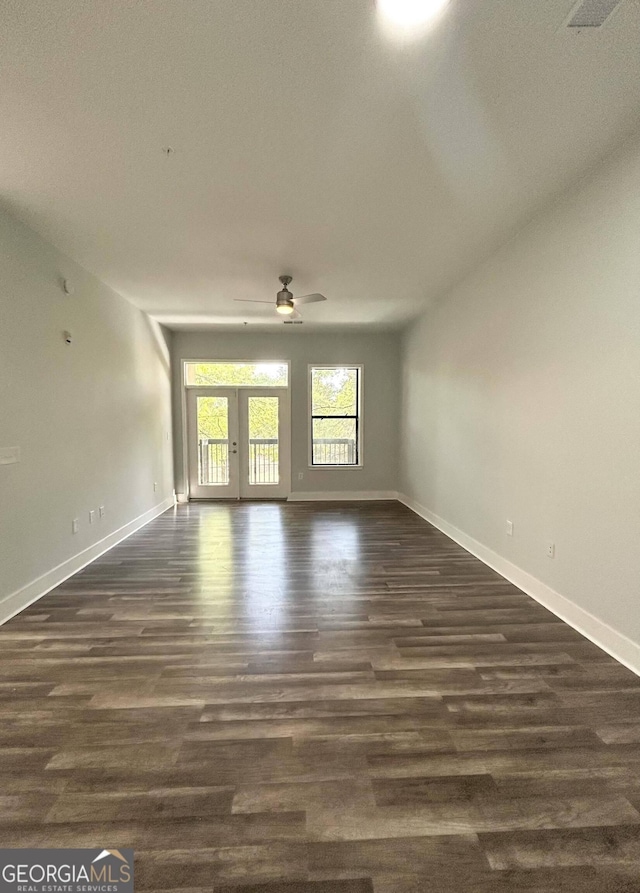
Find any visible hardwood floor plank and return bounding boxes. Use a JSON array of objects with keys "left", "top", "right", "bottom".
[
  {"left": 134, "top": 844, "right": 325, "bottom": 891},
  {"left": 481, "top": 824, "right": 640, "bottom": 869},
  {"left": 308, "top": 834, "right": 486, "bottom": 877},
  {"left": 372, "top": 773, "right": 498, "bottom": 805},
  {"left": 372, "top": 866, "right": 640, "bottom": 893},
  {"left": 305, "top": 795, "right": 640, "bottom": 840}
]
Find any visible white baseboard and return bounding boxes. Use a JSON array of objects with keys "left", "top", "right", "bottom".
[
  {"left": 288, "top": 490, "right": 399, "bottom": 502},
  {"left": 398, "top": 493, "right": 640, "bottom": 677},
  {"left": 0, "top": 496, "right": 176, "bottom": 626}
]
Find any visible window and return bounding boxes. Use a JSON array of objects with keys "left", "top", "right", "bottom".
[
  {"left": 310, "top": 366, "right": 361, "bottom": 466},
  {"left": 185, "top": 362, "right": 288, "bottom": 387}
]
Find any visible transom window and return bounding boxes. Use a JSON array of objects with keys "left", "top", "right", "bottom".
[
  {"left": 310, "top": 366, "right": 361, "bottom": 466},
  {"left": 185, "top": 362, "right": 288, "bottom": 387}
]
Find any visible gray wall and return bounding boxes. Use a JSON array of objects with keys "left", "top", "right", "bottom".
[
  {"left": 0, "top": 207, "right": 174, "bottom": 608},
  {"left": 400, "top": 133, "right": 640, "bottom": 645},
  {"left": 172, "top": 330, "right": 401, "bottom": 496}
]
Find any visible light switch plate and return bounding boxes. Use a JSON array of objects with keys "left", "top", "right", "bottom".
[{"left": 0, "top": 446, "right": 20, "bottom": 465}]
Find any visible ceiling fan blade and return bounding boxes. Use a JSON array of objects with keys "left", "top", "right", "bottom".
[
  {"left": 293, "top": 293, "right": 326, "bottom": 305},
  {"left": 291, "top": 308, "right": 302, "bottom": 319},
  {"left": 233, "top": 298, "right": 275, "bottom": 304}
]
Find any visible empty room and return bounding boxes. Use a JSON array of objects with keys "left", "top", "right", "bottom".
[{"left": 1, "top": 1, "right": 640, "bottom": 891}]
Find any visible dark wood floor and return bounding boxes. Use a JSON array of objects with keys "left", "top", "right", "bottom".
[{"left": 2, "top": 501, "right": 640, "bottom": 892}]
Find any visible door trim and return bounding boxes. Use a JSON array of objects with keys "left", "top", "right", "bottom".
[
  {"left": 182, "top": 373, "right": 291, "bottom": 501},
  {"left": 179, "top": 360, "right": 292, "bottom": 501}
]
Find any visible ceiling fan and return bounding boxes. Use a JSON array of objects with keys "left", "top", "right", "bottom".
[{"left": 234, "top": 275, "right": 327, "bottom": 320}]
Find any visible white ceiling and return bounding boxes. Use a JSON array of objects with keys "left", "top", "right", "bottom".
[{"left": 1, "top": 0, "right": 639, "bottom": 329}]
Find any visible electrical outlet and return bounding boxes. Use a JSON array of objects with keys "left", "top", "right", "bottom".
[
  {"left": 99, "top": 505, "right": 105, "bottom": 519},
  {"left": 154, "top": 481, "right": 158, "bottom": 492},
  {"left": 72, "top": 518, "right": 79, "bottom": 534},
  {"left": 89, "top": 510, "right": 95, "bottom": 524},
  {"left": 506, "top": 520, "right": 513, "bottom": 537},
  {"left": 546, "top": 542, "right": 555, "bottom": 558},
  {"left": 298, "top": 472, "right": 304, "bottom": 480}
]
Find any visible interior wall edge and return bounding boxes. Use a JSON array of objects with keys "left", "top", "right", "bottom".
[
  {"left": 0, "top": 496, "right": 175, "bottom": 627},
  {"left": 398, "top": 493, "right": 640, "bottom": 678}
]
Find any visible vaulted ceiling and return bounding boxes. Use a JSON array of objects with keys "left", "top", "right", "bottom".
[{"left": 1, "top": 0, "right": 639, "bottom": 328}]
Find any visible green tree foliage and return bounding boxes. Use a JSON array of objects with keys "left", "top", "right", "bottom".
[
  {"left": 189, "top": 363, "right": 287, "bottom": 387},
  {"left": 197, "top": 397, "right": 229, "bottom": 440},
  {"left": 194, "top": 364, "right": 359, "bottom": 455},
  {"left": 311, "top": 367, "right": 357, "bottom": 415},
  {"left": 248, "top": 397, "right": 279, "bottom": 440},
  {"left": 194, "top": 365, "right": 284, "bottom": 441},
  {"left": 311, "top": 367, "right": 358, "bottom": 445}
]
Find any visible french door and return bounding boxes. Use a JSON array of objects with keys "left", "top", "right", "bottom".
[{"left": 187, "top": 387, "right": 290, "bottom": 500}]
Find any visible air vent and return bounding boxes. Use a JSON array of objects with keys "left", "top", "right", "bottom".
[
  {"left": 283, "top": 319, "right": 303, "bottom": 325},
  {"left": 565, "top": 0, "right": 624, "bottom": 28}
]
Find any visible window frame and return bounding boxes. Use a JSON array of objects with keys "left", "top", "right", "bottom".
[{"left": 308, "top": 364, "right": 363, "bottom": 468}]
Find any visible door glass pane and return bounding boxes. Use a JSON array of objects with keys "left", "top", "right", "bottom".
[
  {"left": 248, "top": 396, "right": 279, "bottom": 485},
  {"left": 312, "top": 417, "right": 357, "bottom": 465},
  {"left": 197, "top": 396, "right": 229, "bottom": 485}
]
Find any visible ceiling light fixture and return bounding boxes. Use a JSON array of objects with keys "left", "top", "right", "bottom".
[
  {"left": 276, "top": 302, "right": 294, "bottom": 315},
  {"left": 376, "top": 0, "right": 450, "bottom": 34}
]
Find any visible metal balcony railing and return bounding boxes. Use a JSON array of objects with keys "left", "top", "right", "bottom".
[
  {"left": 199, "top": 436, "right": 357, "bottom": 486},
  {"left": 198, "top": 439, "right": 229, "bottom": 484},
  {"left": 249, "top": 438, "right": 279, "bottom": 484},
  {"left": 198, "top": 438, "right": 280, "bottom": 486},
  {"left": 312, "top": 438, "right": 356, "bottom": 465}
]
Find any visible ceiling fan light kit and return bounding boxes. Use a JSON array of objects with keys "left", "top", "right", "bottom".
[{"left": 276, "top": 276, "right": 295, "bottom": 314}]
